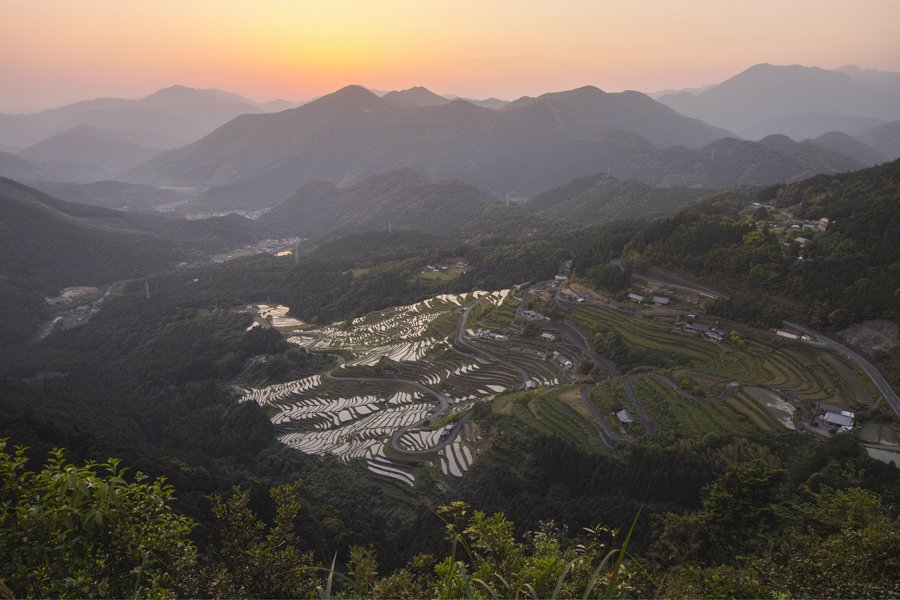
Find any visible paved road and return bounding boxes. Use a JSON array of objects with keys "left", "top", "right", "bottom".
[
  {"left": 513, "top": 284, "right": 535, "bottom": 324},
  {"left": 456, "top": 299, "right": 530, "bottom": 387},
  {"left": 784, "top": 321, "right": 900, "bottom": 419},
  {"left": 655, "top": 372, "right": 740, "bottom": 403},
  {"left": 543, "top": 322, "right": 618, "bottom": 376},
  {"left": 579, "top": 384, "right": 631, "bottom": 448},
  {"left": 631, "top": 270, "right": 726, "bottom": 300},
  {"left": 621, "top": 374, "right": 657, "bottom": 434}
]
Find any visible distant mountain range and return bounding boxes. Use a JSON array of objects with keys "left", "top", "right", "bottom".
[
  {"left": 29, "top": 180, "right": 194, "bottom": 212},
  {"left": 0, "top": 85, "right": 301, "bottom": 150},
  {"left": 658, "top": 64, "right": 900, "bottom": 140},
  {"left": 125, "top": 84, "right": 735, "bottom": 208},
  {"left": 2, "top": 67, "right": 898, "bottom": 217},
  {"left": 17, "top": 126, "right": 163, "bottom": 172}
]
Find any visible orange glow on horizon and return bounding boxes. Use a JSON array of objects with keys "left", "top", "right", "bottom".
[{"left": 2, "top": 0, "right": 899, "bottom": 110}]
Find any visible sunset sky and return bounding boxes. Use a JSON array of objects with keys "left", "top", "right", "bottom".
[{"left": 3, "top": 0, "right": 900, "bottom": 111}]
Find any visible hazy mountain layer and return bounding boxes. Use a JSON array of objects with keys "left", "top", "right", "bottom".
[
  {"left": 741, "top": 112, "right": 887, "bottom": 141},
  {"left": 30, "top": 180, "right": 195, "bottom": 212},
  {"left": 18, "top": 127, "right": 162, "bottom": 172},
  {"left": 0, "top": 150, "right": 109, "bottom": 183},
  {"left": 658, "top": 64, "right": 900, "bottom": 134},
  {"left": 0, "top": 85, "right": 285, "bottom": 150},
  {"left": 257, "top": 169, "right": 515, "bottom": 237},
  {"left": 856, "top": 121, "right": 900, "bottom": 160},
  {"left": 809, "top": 132, "right": 886, "bottom": 167},
  {"left": 523, "top": 174, "right": 714, "bottom": 223},
  {"left": 128, "top": 84, "right": 732, "bottom": 205}
]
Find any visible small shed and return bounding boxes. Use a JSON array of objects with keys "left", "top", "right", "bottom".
[
  {"left": 627, "top": 293, "right": 644, "bottom": 304},
  {"left": 616, "top": 409, "right": 634, "bottom": 424},
  {"left": 540, "top": 332, "right": 557, "bottom": 342}
]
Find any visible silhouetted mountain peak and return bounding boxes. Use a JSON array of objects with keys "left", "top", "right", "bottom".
[
  {"left": 382, "top": 86, "right": 450, "bottom": 108},
  {"left": 142, "top": 85, "right": 252, "bottom": 106},
  {"left": 759, "top": 132, "right": 797, "bottom": 145},
  {"left": 305, "top": 85, "right": 383, "bottom": 113},
  {"left": 723, "top": 63, "right": 847, "bottom": 89},
  {"left": 327, "top": 85, "right": 380, "bottom": 102}
]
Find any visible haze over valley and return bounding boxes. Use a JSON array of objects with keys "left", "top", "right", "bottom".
[{"left": 2, "top": 1, "right": 900, "bottom": 597}]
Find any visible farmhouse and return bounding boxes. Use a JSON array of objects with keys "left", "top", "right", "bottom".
[
  {"left": 818, "top": 402, "right": 845, "bottom": 414},
  {"left": 616, "top": 409, "right": 634, "bottom": 424},
  {"left": 554, "top": 354, "right": 573, "bottom": 369},
  {"left": 822, "top": 411, "right": 854, "bottom": 429},
  {"left": 627, "top": 293, "right": 644, "bottom": 304},
  {"left": 704, "top": 329, "right": 725, "bottom": 342},
  {"left": 540, "top": 332, "right": 557, "bottom": 342},
  {"left": 776, "top": 329, "right": 814, "bottom": 342},
  {"left": 652, "top": 295, "right": 671, "bottom": 305},
  {"left": 479, "top": 329, "right": 509, "bottom": 342}
]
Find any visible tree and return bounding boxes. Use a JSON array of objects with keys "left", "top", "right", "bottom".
[
  {"left": 0, "top": 441, "right": 196, "bottom": 598},
  {"left": 182, "top": 482, "right": 320, "bottom": 598}
]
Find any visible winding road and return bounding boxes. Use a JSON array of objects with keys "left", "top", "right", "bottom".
[
  {"left": 455, "top": 298, "right": 530, "bottom": 387},
  {"left": 784, "top": 321, "right": 900, "bottom": 419}
]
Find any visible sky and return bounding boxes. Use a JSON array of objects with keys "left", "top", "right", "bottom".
[{"left": 3, "top": 0, "right": 900, "bottom": 111}]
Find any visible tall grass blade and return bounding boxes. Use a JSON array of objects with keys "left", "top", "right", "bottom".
[
  {"left": 317, "top": 553, "right": 337, "bottom": 600},
  {"left": 602, "top": 506, "right": 642, "bottom": 600},
  {"left": 550, "top": 559, "right": 576, "bottom": 600}
]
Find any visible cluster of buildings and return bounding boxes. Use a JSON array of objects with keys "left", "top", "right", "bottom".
[
  {"left": 476, "top": 328, "right": 509, "bottom": 342},
  {"left": 560, "top": 288, "right": 585, "bottom": 303},
  {"left": 816, "top": 402, "right": 855, "bottom": 433},
  {"left": 790, "top": 217, "right": 830, "bottom": 233},
  {"left": 674, "top": 320, "right": 727, "bottom": 342},
  {"left": 627, "top": 293, "right": 672, "bottom": 306},
  {"left": 552, "top": 351, "right": 574, "bottom": 370},
  {"left": 424, "top": 260, "right": 468, "bottom": 274}
]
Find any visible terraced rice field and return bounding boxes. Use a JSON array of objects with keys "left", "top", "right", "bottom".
[
  {"left": 629, "top": 375, "right": 759, "bottom": 437},
  {"left": 396, "top": 426, "right": 476, "bottom": 477},
  {"left": 242, "top": 290, "right": 517, "bottom": 485},
  {"left": 568, "top": 305, "right": 875, "bottom": 414},
  {"left": 251, "top": 304, "right": 307, "bottom": 330}
]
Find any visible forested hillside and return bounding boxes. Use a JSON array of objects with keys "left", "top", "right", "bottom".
[
  {"left": 2, "top": 160, "right": 899, "bottom": 598},
  {"left": 577, "top": 159, "right": 900, "bottom": 326}
]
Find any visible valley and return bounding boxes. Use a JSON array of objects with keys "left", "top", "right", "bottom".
[
  {"left": 235, "top": 261, "right": 899, "bottom": 491},
  {"left": 3, "top": 41, "right": 900, "bottom": 596}
]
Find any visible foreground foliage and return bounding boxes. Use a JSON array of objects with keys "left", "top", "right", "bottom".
[
  {"left": 0, "top": 442, "right": 194, "bottom": 598},
  {"left": 2, "top": 440, "right": 897, "bottom": 599}
]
